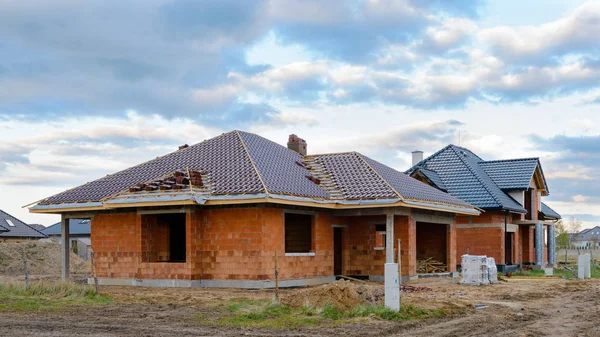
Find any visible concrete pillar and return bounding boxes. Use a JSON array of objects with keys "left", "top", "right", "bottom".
[
  {"left": 61, "top": 215, "right": 70, "bottom": 281},
  {"left": 535, "top": 222, "right": 543, "bottom": 267},
  {"left": 386, "top": 213, "right": 394, "bottom": 263},
  {"left": 548, "top": 224, "right": 556, "bottom": 266}
]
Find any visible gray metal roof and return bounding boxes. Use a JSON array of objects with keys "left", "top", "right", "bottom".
[
  {"left": 36, "top": 131, "right": 477, "bottom": 212},
  {"left": 43, "top": 219, "right": 91, "bottom": 236},
  {"left": 0, "top": 210, "right": 47, "bottom": 238},
  {"left": 479, "top": 158, "right": 548, "bottom": 192},
  {"left": 540, "top": 203, "right": 561, "bottom": 220},
  {"left": 407, "top": 145, "right": 530, "bottom": 213}
]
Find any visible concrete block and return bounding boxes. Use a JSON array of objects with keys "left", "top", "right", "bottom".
[
  {"left": 544, "top": 268, "right": 553, "bottom": 276},
  {"left": 578, "top": 254, "right": 591, "bottom": 279},
  {"left": 384, "top": 263, "right": 400, "bottom": 311}
]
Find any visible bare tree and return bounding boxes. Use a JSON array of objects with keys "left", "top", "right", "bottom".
[{"left": 567, "top": 217, "right": 582, "bottom": 234}]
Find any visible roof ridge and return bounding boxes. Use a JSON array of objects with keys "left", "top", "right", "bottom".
[
  {"left": 30, "top": 131, "right": 237, "bottom": 207},
  {"left": 236, "top": 130, "right": 306, "bottom": 157},
  {"left": 480, "top": 157, "right": 540, "bottom": 164},
  {"left": 235, "top": 130, "right": 270, "bottom": 196},
  {"left": 354, "top": 152, "right": 404, "bottom": 201},
  {"left": 405, "top": 144, "right": 454, "bottom": 174},
  {"left": 448, "top": 146, "right": 507, "bottom": 210},
  {"left": 306, "top": 151, "right": 357, "bottom": 158}
]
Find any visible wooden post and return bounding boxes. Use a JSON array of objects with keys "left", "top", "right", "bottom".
[
  {"left": 61, "top": 215, "right": 70, "bottom": 281},
  {"left": 274, "top": 250, "right": 279, "bottom": 303},
  {"left": 397, "top": 239, "right": 401, "bottom": 307},
  {"left": 22, "top": 245, "right": 29, "bottom": 288}
]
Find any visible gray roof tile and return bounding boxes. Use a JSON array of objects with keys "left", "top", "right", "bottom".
[
  {"left": 360, "top": 154, "right": 472, "bottom": 207},
  {"left": 479, "top": 158, "right": 547, "bottom": 192},
  {"left": 37, "top": 131, "right": 476, "bottom": 211},
  {"left": 407, "top": 145, "right": 528, "bottom": 213},
  {"left": 0, "top": 210, "right": 47, "bottom": 238},
  {"left": 540, "top": 203, "right": 561, "bottom": 220}
]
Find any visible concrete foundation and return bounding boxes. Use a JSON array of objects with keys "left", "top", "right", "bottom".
[
  {"left": 417, "top": 272, "right": 459, "bottom": 279},
  {"left": 369, "top": 275, "right": 418, "bottom": 283},
  {"left": 88, "top": 276, "right": 336, "bottom": 289}
]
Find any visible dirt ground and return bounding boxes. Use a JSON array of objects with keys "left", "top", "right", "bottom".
[
  {"left": 1, "top": 277, "right": 599, "bottom": 337},
  {"left": 0, "top": 241, "right": 89, "bottom": 282}
]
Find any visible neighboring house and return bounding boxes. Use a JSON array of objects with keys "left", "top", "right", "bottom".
[
  {"left": 29, "top": 130, "right": 479, "bottom": 288},
  {"left": 42, "top": 219, "right": 92, "bottom": 260},
  {"left": 571, "top": 226, "right": 600, "bottom": 248},
  {"left": 0, "top": 210, "right": 47, "bottom": 241},
  {"left": 28, "top": 224, "right": 46, "bottom": 232},
  {"left": 407, "top": 145, "right": 560, "bottom": 272}
]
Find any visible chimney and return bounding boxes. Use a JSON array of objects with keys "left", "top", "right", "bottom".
[
  {"left": 287, "top": 134, "right": 307, "bottom": 156},
  {"left": 412, "top": 150, "right": 423, "bottom": 167}
]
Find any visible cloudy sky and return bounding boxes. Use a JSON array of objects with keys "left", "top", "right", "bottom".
[{"left": 1, "top": 0, "right": 599, "bottom": 228}]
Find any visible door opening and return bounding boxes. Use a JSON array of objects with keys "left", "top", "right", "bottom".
[
  {"left": 334, "top": 228, "right": 343, "bottom": 275},
  {"left": 505, "top": 232, "right": 514, "bottom": 265}
]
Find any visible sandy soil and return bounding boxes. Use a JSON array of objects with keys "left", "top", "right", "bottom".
[
  {"left": 0, "top": 241, "right": 89, "bottom": 282},
  {"left": 1, "top": 277, "right": 600, "bottom": 337}
]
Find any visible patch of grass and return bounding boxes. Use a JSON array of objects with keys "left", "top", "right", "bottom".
[
  {"left": 225, "top": 298, "right": 266, "bottom": 312},
  {"left": 0, "top": 281, "right": 112, "bottom": 311},
  {"left": 208, "top": 299, "right": 445, "bottom": 329},
  {"left": 513, "top": 269, "right": 546, "bottom": 277}
]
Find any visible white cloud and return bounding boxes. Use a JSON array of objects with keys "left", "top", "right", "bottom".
[
  {"left": 573, "top": 195, "right": 590, "bottom": 202},
  {"left": 478, "top": 2, "right": 600, "bottom": 60}
]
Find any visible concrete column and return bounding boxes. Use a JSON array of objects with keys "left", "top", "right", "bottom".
[
  {"left": 548, "top": 224, "right": 556, "bottom": 266},
  {"left": 535, "top": 222, "right": 543, "bottom": 267},
  {"left": 61, "top": 215, "right": 70, "bottom": 281},
  {"left": 386, "top": 213, "right": 394, "bottom": 263}
]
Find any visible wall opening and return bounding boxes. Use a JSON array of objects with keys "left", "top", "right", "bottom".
[
  {"left": 142, "top": 213, "right": 187, "bottom": 263},
  {"left": 505, "top": 232, "right": 514, "bottom": 264},
  {"left": 374, "top": 224, "right": 386, "bottom": 249},
  {"left": 285, "top": 213, "right": 313, "bottom": 253},
  {"left": 334, "top": 227, "right": 343, "bottom": 275},
  {"left": 416, "top": 222, "right": 447, "bottom": 273}
]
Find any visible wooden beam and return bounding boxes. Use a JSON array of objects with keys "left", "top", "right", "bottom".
[
  {"left": 411, "top": 212, "right": 455, "bottom": 225},
  {"left": 332, "top": 207, "right": 411, "bottom": 217}
]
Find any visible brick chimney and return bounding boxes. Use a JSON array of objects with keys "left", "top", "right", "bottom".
[
  {"left": 412, "top": 150, "right": 423, "bottom": 166},
  {"left": 287, "top": 134, "right": 307, "bottom": 156}
]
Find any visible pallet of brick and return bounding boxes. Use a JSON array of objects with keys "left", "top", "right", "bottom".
[{"left": 460, "top": 255, "right": 490, "bottom": 286}]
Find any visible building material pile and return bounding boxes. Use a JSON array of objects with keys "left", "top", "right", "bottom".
[
  {"left": 460, "top": 255, "right": 497, "bottom": 286},
  {"left": 417, "top": 258, "right": 447, "bottom": 273},
  {"left": 128, "top": 169, "right": 205, "bottom": 192}
]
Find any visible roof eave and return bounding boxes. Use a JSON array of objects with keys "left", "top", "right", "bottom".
[{"left": 30, "top": 193, "right": 479, "bottom": 216}]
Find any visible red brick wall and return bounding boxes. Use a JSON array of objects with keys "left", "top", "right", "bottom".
[
  {"left": 456, "top": 212, "right": 505, "bottom": 264},
  {"left": 91, "top": 207, "right": 336, "bottom": 282},
  {"left": 91, "top": 208, "right": 457, "bottom": 282},
  {"left": 343, "top": 215, "right": 447, "bottom": 278}
]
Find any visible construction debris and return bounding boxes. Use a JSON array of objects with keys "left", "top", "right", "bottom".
[
  {"left": 417, "top": 258, "right": 447, "bottom": 273},
  {"left": 401, "top": 285, "right": 432, "bottom": 293}
]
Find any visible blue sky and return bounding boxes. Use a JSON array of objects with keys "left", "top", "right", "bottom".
[{"left": 1, "top": 0, "right": 600, "bottom": 228}]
